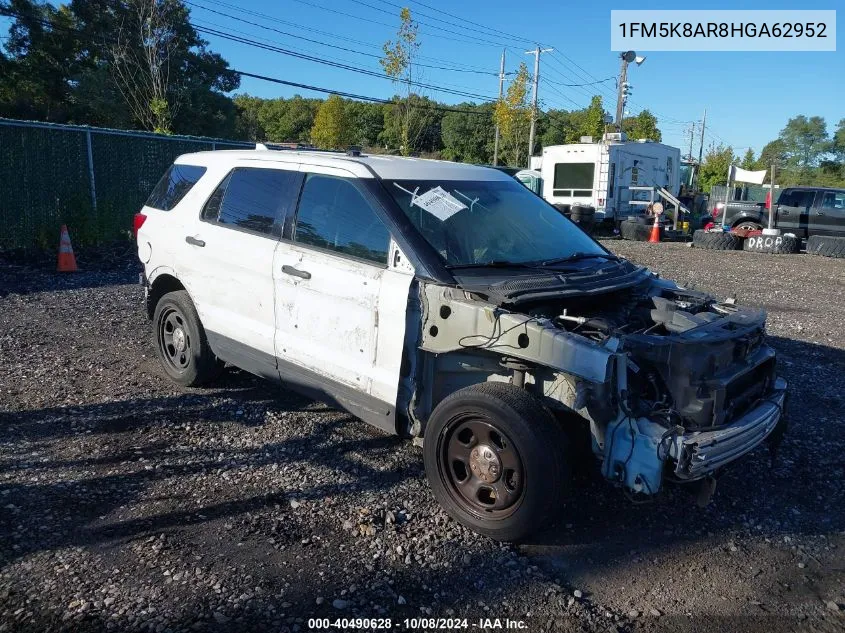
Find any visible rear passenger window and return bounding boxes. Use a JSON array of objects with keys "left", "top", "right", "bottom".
[
  {"left": 145, "top": 164, "right": 206, "bottom": 211},
  {"left": 294, "top": 174, "right": 390, "bottom": 265},
  {"left": 201, "top": 167, "right": 299, "bottom": 237}
]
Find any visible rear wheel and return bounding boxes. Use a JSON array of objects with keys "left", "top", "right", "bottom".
[
  {"left": 734, "top": 221, "right": 763, "bottom": 232},
  {"left": 423, "top": 383, "right": 570, "bottom": 542},
  {"left": 152, "top": 290, "right": 222, "bottom": 387}
]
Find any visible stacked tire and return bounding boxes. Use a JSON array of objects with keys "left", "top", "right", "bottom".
[
  {"left": 742, "top": 233, "right": 800, "bottom": 255},
  {"left": 692, "top": 230, "right": 743, "bottom": 250},
  {"left": 569, "top": 204, "right": 596, "bottom": 234},
  {"left": 620, "top": 217, "right": 661, "bottom": 242},
  {"left": 807, "top": 235, "right": 845, "bottom": 258}
]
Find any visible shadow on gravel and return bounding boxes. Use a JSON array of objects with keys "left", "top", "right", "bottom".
[{"left": 0, "top": 357, "right": 413, "bottom": 569}]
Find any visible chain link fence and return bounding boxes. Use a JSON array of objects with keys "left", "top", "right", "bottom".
[{"left": 0, "top": 118, "right": 252, "bottom": 252}]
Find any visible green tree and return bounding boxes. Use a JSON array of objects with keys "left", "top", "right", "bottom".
[
  {"left": 440, "top": 102, "right": 494, "bottom": 164},
  {"left": 538, "top": 109, "right": 572, "bottom": 147},
  {"left": 778, "top": 115, "right": 829, "bottom": 172},
  {"left": 310, "top": 94, "right": 353, "bottom": 149},
  {"left": 622, "top": 109, "right": 662, "bottom": 142},
  {"left": 830, "top": 118, "right": 845, "bottom": 160},
  {"left": 380, "top": 94, "right": 442, "bottom": 154},
  {"left": 345, "top": 100, "right": 384, "bottom": 148},
  {"left": 259, "top": 95, "right": 319, "bottom": 143},
  {"left": 493, "top": 62, "right": 531, "bottom": 167},
  {"left": 698, "top": 144, "right": 735, "bottom": 193},
  {"left": 380, "top": 8, "right": 426, "bottom": 155},
  {"left": 740, "top": 148, "right": 756, "bottom": 170}
]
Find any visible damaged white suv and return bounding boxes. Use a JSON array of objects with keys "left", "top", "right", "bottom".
[{"left": 136, "top": 147, "right": 788, "bottom": 541}]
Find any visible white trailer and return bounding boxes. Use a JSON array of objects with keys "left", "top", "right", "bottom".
[{"left": 536, "top": 133, "right": 681, "bottom": 223}]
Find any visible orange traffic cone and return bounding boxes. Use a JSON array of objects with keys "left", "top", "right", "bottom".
[
  {"left": 57, "top": 225, "right": 78, "bottom": 272},
  {"left": 648, "top": 214, "right": 661, "bottom": 243}
]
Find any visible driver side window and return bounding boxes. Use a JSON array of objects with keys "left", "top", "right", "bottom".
[{"left": 293, "top": 173, "right": 390, "bottom": 265}]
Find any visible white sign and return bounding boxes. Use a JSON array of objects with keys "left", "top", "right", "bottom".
[
  {"left": 730, "top": 165, "right": 767, "bottom": 185},
  {"left": 411, "top": 186, "right": 468, "bottom": 222}
]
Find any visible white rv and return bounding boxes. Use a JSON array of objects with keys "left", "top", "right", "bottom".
[{"left": 536, "top": 133, "right": 681, "bottom": 222}]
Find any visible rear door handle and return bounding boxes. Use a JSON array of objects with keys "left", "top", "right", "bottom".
[
  {"left": 185, "top": 236, "right": 205, "bottom": 247},
  {"left": 282, "top": 265, "right": 311, "bottom": 280}
]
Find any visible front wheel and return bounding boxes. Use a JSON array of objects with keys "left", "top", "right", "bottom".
[
  {"left": 423, "top": 383, "right": 570, "bottom": 542},
  {"left": 152, "top": 290, "right": 222, "bottom": 387}
]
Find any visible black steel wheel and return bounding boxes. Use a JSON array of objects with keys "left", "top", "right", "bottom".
[
  {"left": 424, "top": 382, "right": 570, "bottom": 542},
  {"left": 443, "top": 416, "right": 525, "bottom": 518},
  {"left": 152, "top": 290, "right": 222, "bottom": 387}
]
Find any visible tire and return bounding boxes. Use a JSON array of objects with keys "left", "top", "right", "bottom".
[
  {"left": 742, "top": 234, "right": 800, "bottom": 255},
  {"left": 692, "top": 230, "right": 743, "bottom": 251},
  {"left": 620, "top": 219, "right": 657, "bottom": 241},
  {"left": 152, "top": 290, "right": 222, "bottom": 387},
  {"left": 423, "top": 382, "right": 570, "bottom": 542},
  {"left": 734, "top": 221, "right": 763, "bottom": 232},
  {"left": 807, "top": 235, "right": 845, "bottom": 259}
]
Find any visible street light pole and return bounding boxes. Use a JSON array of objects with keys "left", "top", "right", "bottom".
[
  {"left": 614, "top": 51, "right": 644, "bottom": 132},
  {"left": 493, "top": 48, "right": 505, "bottom": 166}
]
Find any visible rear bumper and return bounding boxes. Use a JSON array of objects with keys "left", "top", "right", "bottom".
[{"left": 673, "top": 376, "right": 787, "bottom": 480}]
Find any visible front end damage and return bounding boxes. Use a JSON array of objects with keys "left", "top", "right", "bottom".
[{"left": 410, "top": 273, "right": 787, "bottom": 498}]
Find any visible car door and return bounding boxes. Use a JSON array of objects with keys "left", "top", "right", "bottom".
[
  {"left": 272, "top": 166, "right": 414, "bottom": 431},
  {"left": 810, "top": 190, "right": 845, "bottom": 237},
  {"left": 775, "top": 189, "right": 816, "bottom": 237},
  {"left": 178, "top": 162, "right": 302, "bottom": 378}
]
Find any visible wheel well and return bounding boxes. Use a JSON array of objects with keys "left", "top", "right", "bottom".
[
  {"left": 731, "top": 217, "right": 763, "bottom": 229},
  {"left": 146, "top": 274, "right": 185, "bottom": 319}
]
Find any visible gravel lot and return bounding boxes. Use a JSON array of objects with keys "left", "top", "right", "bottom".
[{"left": 1, "top": 241, "right": 843, "bottom": 633}]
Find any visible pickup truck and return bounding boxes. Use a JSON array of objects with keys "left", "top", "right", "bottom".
[{"left": 709, "top": 186, "right": 845, "bottom": 238}]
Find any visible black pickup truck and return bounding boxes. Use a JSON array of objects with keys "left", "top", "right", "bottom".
[{"left": 710, "top": 186, "right": 845, "bottom": 238}]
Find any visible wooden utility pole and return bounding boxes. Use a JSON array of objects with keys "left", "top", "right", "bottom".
[{"left": 525, "top": 45, "right": 553, "bottom": 165}]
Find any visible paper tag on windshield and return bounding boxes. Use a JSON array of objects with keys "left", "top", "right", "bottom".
[{"left": 411, "top": 186, "right": 467, "bottom": 221}]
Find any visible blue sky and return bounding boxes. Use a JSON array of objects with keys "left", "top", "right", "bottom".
[{"left": 4, "top": 1, "right": 843, "bottom": 155}]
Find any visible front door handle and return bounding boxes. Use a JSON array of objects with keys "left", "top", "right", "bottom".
[
  {"left": 282, "top": 265, "right": 311, "bottom": 280},
  {"left": 816, "top": 211, "right": 825, "bottom": 216},
  {"left": 185, "top": 236, "right": 205, "bottom": 247}
]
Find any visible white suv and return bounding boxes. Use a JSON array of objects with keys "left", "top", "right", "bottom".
[{"left": 137, "top": 147, "right": 787, "bottom": 541}]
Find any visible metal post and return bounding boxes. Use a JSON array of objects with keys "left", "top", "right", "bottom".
[
  {"left": 85, "top": 130, "right": 97, "bottom": 212},
  {"left": 722, "top": 164, "right": 732, "bottom": 230},
  {"left": 614, "top": 56, "right": 628, "bottom": 130},
  {"left": 768, "top": 164, "right": 776, "bottom": 230},
  {"left": 493, "top": 49, "right": 505, "bottom": 166}
]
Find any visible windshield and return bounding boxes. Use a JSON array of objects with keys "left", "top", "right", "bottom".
[{"left": 384, "top": 178, "right": 606, "bottom": 267}]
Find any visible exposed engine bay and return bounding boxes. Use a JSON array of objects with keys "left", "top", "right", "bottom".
[{"left": 407, "top": 272, "right": 787, "bottom": 498}]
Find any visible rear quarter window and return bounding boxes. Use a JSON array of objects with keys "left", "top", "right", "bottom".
[{"left": 145, "top": 164, "right": 207, "bottom": 211}]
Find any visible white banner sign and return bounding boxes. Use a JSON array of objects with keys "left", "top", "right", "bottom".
[{"left": 729, "top": 165, "right": 767, "bottom": 185}]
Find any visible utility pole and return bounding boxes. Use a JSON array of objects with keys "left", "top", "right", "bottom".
[
  {"left": 493, "top": 49, "right": 505, "bottom": 166},
  {"left": 687, "top": 123, "right": 695, "bottom": 160},
  {"left": 614, "top": 51, "right": 644, "bottom": 131},
  {"left": 614, "top": 56, "right": 629, "bottom": 130},
  {"left": 525, "top": 45, "right": 552, "bottom": 166},
  {"left": 694, "top": 108, "right": 707, "bottom": 190}
]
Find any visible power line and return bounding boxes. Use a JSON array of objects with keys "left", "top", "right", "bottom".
[
  {"left": 234, "top": 70, "right": 492, "bottom": 116},
  {"left": 188, "top": 2, "right": 495, "bottom": 75},
  {"left": 194, "top": 0, "right": 494, "bottom": 73},
  {"left": 194, "top": 25, "right": 498, "bottom": 101}
]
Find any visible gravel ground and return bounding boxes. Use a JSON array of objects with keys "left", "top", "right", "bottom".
[{"left": 1, "top": 242, "right": 843, "bottom": 633}]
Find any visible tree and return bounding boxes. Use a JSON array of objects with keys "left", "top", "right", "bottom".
[
  {"left": 538, "top": 109, "right": 572, "bottom": 147},
  {"left": 345, "top": 100, "right": 384, "bottom": 148},
  {"left": 380, "top": 94, "right": 442, "bottom": 154},
  {"left": 622, "top": 109, "right": 662, "bottom": 142},
  {"left": 740, "top": 148, "right": 756, "bottom": 170},
  {"left": 778, "top": 115, "right": 829, "bottom": 171},
  {"left": 698, "top": 144, "right": 735, "bottom": 193},
  {"left": 830, "top": 118, "right": 845, "bottom": 160},
  {"left": 440, "top": 103, "right": 494, "bottom": 164},
  {"left": 310, "top": 94, "right": 353, "bottom": 149},
  {"left": 380, "top": 8, "right": 425, "bottom": 155},
  {"left": 493, "top": 62, "right": 531, "bottom": 167}
]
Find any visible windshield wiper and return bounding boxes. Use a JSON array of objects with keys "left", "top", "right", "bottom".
[
  {"left": 445, "top": 260, "right": 543, "bottom": 270},
  {"left": 538, "top": 252, "right": 619, "bottom": 266}
]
